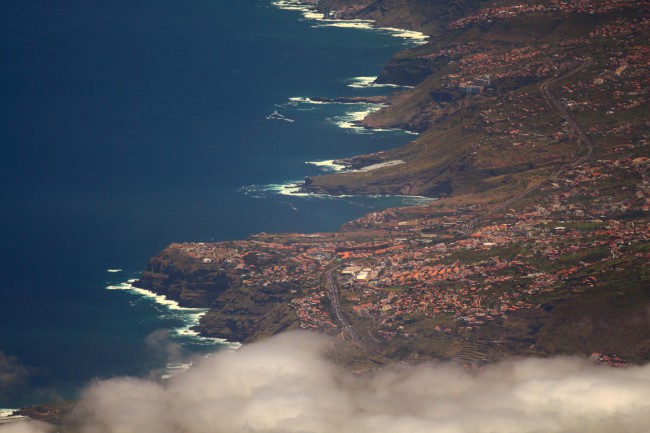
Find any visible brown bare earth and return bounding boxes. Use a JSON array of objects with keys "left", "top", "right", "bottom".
[{"left": 135, "top": 0, "right": 650, "bottom": 369}]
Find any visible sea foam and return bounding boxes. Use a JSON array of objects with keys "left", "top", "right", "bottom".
[
  {"left": 378, "top": 26, "right": 430, "bottom": 43},
  {"left": 240, "top": 180, "right": 437, "bottom": 206},
  {"left": 347, "top": 76, "right": 413, "bottom": 89},
  {"left": 305, "top": 160, "right": 347, "bottom": 172},
  {"left": 273, "top": 0, "right": 429, "bottom": 45},
  {"left": 240, "top": 181, "right": 317, "bottom": 198},
  {"left": 328, "top": 103, "right": 386, "bottom": 134},
  {"left": 106, "top": 280, "right": 238, "bottom": 348},
  {"left": 287, "top": 96, "right": 418, "bottom": 135},
  {"left": 266, "top": 110, "right": 295, "bottom": 123},
  {"left": 314, "top": 23, "right": 429, "bottom": 44},
  {"left": 0, "top": 409, "right": 24, "bottom": 419},
  {"left": 312, "top": 20, "right": 375, "bottom": 31},
  {"left": 161, "top": 361, "right": 194, "bottom": 380},
  {"left": 288, "top": 96, "right": 329, "bottom": 105}
]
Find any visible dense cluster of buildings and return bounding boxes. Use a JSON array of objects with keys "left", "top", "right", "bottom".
[
  {"left": 171, "top": 141, "right": 648, "bottom": 353},
  {"left": 450, "top": 0, "right": 646, "bottom": 29},
  {"left": 162, "top": 0, "right": 648, "bottom": 365}
]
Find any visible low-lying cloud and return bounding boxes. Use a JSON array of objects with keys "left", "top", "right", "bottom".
[
  {"left": 4, "top": 331, "right": 650, "bottom": 433},
  {"left": 0, "top": 421, "right": 51, "bottom": 433}
]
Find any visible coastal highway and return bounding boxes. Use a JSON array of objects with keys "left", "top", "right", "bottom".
[
  {"left": 324, "top": 265, "right": 376, "bottom": 354},
  {"left": 539, "top": 58, "right": 595, "bottom": 166},
  {"left": 464, "top": 59, "right": 594, "bottom": 234}
]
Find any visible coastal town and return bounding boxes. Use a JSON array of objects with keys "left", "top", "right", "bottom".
[
  {"left": 2, "top": 0, "right": 649, "bottom": 429},
  {"left": 449, "top": 0, "right": 649, "bottom": 29},
  {"left": 136, "top": 0, "right": 649, "bottom": 367},
  {"left": 156, "top": 144, "right": 648, "bottom": 363}
]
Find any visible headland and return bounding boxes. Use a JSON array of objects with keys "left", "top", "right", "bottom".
[
  {"left": 137, "top": 0, "right": 650, "bottom": 368},
  {"left": 8, "top": 1, "right": 647, "bottom": 428}
]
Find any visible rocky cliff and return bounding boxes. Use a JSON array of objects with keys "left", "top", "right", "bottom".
[
  {"left": 303, "top": 0, "right": 648, "bottom": 199},
  {"left": 134, "top": 243, "right": 301, "bottom": 343},
  {"left": 134, "top": 246, "right": 231, "bottom": 308},
  {"left": 134, "top": 0, "right": 650, "bottom": 363}
]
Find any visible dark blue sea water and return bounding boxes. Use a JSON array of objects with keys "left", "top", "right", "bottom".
[{"left": 0, "top": 0, "right": 425, "bottom": 407}]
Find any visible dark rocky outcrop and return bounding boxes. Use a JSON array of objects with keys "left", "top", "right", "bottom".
[
  {"left": 133, "top": 245, "right": 300, "bottom": 343},
  {"left": 197, "top": 282, "right": 300, "bottom": 343},
  {"left": 134, "top": 250, "right": 231, "bottom": 308}
]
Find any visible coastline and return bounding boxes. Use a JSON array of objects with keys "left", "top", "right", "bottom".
[
  {"left": 272, "top": 0, "right": 432, "bottom": 195},
  {"left": 183, "top": 1, "right": 439, "bottom": 345},
  {"left": 272, "top": 0, "right": 429, "bottom": 44},
  {"left": 106, "top": 278, "right": 240, "bottom": 349},
  {"left": 116, "top": 0, "right": 436, "bottom": 349},
  {"left": 152, "top": 0, "right": 650, "bottom": 355},
  {"left": 9, "top": 2, "right": 650, "bottom": 425},
  {"left": 0, "top": 409, "right": 25, "bottom": 425}
]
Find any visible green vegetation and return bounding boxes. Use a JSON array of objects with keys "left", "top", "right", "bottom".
[{"left": 134, "top": 0, "right": 649, "bottom": 369}]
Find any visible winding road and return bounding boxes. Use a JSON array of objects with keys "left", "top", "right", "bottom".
[
  {"left": 324, "top": 60, "right": 596, "bottom": 355},
  {"left": 464, "top": 59, "right": 595, "bottom": 234}
]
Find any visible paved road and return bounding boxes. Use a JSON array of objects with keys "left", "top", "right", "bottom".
[
  {"left": 540, "top": 59, "right": 594, "bottom": 166},
  {"left": 325, "top": 265, "right": 377, "bottom": 353},
  {"left": 325, "top": 61, "right": 596, "bottom": 354},
  {"left": 464, "top": 59, "right": 594, "bottom": 234}
]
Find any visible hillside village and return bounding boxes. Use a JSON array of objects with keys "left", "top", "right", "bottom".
[
  {"left": 137, "top": 0, "right": 649, "bottom": 367},
  {"left": 143, "top": 148, "right": 648, "bottom": 364}
]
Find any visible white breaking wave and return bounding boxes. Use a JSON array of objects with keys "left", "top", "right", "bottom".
[
  {"left": 347, "top": 76, "right": 413, "bottom": 89},
  {"left": 272, "top": 0, "right": 429, "bottom": 45},
  {"left": 240, "top": 181, "right": 319, "bottom": 198},
  {"left": 106, "top": 269, "right": 122, "bottom": 273},
  {"left": 106, "top": 280, "right": 239, "bottom": 348},
  {"left": 271, "top": 0, "right": 322, "bottom": 20},
  {"left": 288, "top": 96, "right": 418, "bottom": 135},
  {"left": 240, "top": 181, "right": 436, "bottom": 206},
  {"left": 314, "top": 22, "right": 429, "bottom": 44},
  {"left": 161, "top": 362, "right": 194, "bottom": 380},
  {"left": 288, "top": 96, "right": 329, "bottom": 105},
  {"left": 266, "top": 110, "right": 295, "bottom": 123},
  {"left": 378, "top": 26, "right": 430, "bottom": 43},
  {"left": 0, "top": 409, "right": 24, "bottom": 419},
  {"left": 306, "top": 160, "right": 347, "bottom": 172},
  {"left": 328, "top": 103, "right": 385, "bottom": 133},
  {"left": 312, "top": 20, "right": 375, "bottom": 31}
]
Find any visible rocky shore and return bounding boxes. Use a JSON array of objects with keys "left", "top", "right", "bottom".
[
  {"left": 134, "top": 243, "right": 301, "bottom": 343},
  {"left": 136, "top": 0, "right": 650, "bottom": 360}
]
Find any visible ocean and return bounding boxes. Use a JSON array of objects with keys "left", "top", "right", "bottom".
[{"left": 0, "top": 0, "right": 427, "bottom": 408}]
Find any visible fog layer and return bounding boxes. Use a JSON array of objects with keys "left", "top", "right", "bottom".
[{"left": 4, "top": 331, "right": 650, "bottom": 433}]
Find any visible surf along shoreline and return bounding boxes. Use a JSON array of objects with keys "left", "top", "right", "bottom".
[
  {"left": 118, "top": 1, "right": 435, "bottom": 350},
  {"left": 95, "top": 1, "right": 434, "bottom": 367},
  {"left": 264, "top": 0, "right": 431, "bottom": 198}
]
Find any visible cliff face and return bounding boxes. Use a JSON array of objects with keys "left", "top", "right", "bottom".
[
  {"left": 318, "top": 0, "right": 485, "bottom": 36},
  {"left": 135, "top": 248, "right": 231, "bottom": 308},
  {"left": 196, "top": 283, "right": 300, "bottom": 343},
  {"left": 302, "top": 125, "right": 480, "bottom": 198},
  {"left": 302, "top": 2, "right": 648, "bottom": 199},
  {"left": 132, "top": 1, "right": 650, "bottom": 364},
  {"left": 134, "top": 244, "right": 301, "bottom": 343},
  {"left": 318, "top": 0, "right": 487, "bottom": 85}
]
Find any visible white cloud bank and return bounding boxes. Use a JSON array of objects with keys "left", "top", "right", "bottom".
[
  {"left": 3, "top": 331, "right": 650, "bottom": 433},
  {"left": 0, "top": 423, "right": 51, "bottom": 433}
]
